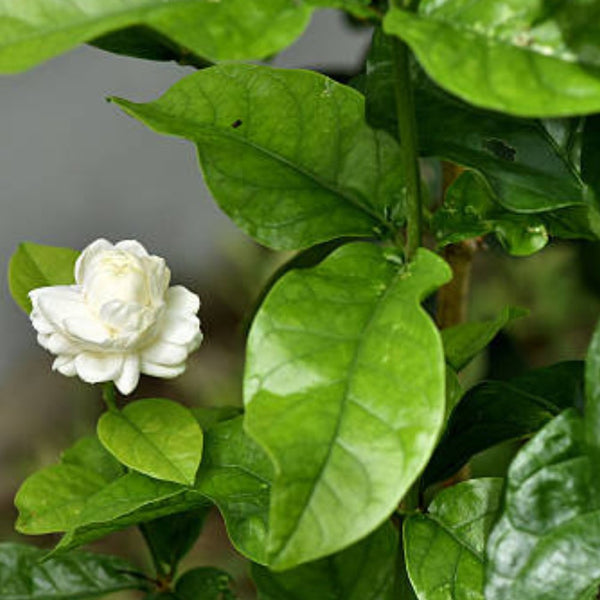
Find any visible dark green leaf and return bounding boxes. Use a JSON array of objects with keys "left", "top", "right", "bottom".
[
  {"left": 585, "top": 317, "right": 600, "bottom": 460},
  {"left": 0, "top": 543, "right": 145, "bottom": 599},
  {"left": 97, "top": 398, "right": 203, "bottom": 485},
  {"left": 190, "top": 406, "right": 242, "bottom": 431},
  {"left": 384, "top": 2, "right": 600, "bottom": 117},
  {"left": 433, "top": 171, "right": 549, "bottom": 256},
  {"left": 8, "top": 243, "right": 78, "bottom": 313},
  {"left": 405, "top": 478, "right": 503, "bottom": 600},
  {"left": 0, "top": 0, "right": 312, "bottom": 73},
  {"left": 424, "top": 361, "right": 584, "bottom": 487},
  {"left": 140, "top": 508, "right": 210, "bottom": 576},
  {"left": 244, "top": 243, "right": 451, "bottom": 568},
  {"left": 112, "top": 65, "right": 403, "bottom": 250},
  {"left": 582, "top": 116, "right": 600, "bottom": 199},
  {"left": 441, "top": 306, "right": 528, "bottom": 371},
  {"left": 175, "top": 567, "right": 236, "bottom": 600},
  {"left": 253, "top": 522, "right": 397, "bottom": 599},
  {"left": 304, "top": 0, "right": 379, "bottom": 19},
  {"left": 195, "top": 416, "right": 273, "bottom": 564},
  {"left": 486, "top": 410, "right": 600, "bottom": 599}
]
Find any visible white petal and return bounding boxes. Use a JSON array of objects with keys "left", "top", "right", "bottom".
[
  {"left": 44, "top": 332, "right": 73, "bottom": 354},
  {"left": 63, "top": 317, "right": 110, "bottom": 346},
  {"left": 187, "top": 329, "right": 204, "bottom": 353},
  {"left": 53, "top": 356, "right": 77, "bottom": 377},
  {"left": 74, "top": 353, "right": 123, "bottom": 384},
  {"left": 114, "top": 240, "right": 149, "bottom": 257},
  {"left": 30, "top": 307, "right": 54, "bottom": 335},
  {"left": 99, "top": 300, "right": 148, "bottom": 333},
  {"left": 141, "top": 360, "right": 186, "bottom": 379},
  {"left": 75, "top": 239, "right": 113, "bottom": 284},
  {"left": 114, "top": 355, "right": 140, "bottom": 395},
  {"left": 156, "top": 313, "right": 201, "bottom": 347},
  {"left": 165, "top": 286, "right": 200, "bottom": 315},
  {"left": 141, "top": 340, "right": 188, "bottom": 366}
]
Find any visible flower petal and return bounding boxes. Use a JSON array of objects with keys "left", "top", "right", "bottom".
[
  {"left": 140, "top": 360, "right": 186, "bottom": 379},
  {"left": 165, "top": 285, "right": 200, "bottom": 315},
  {"left": 114, "top": 354, "right": 140, "bottom": 395},
  {"left": 114, "top": 240, "right": 149, "bottom": 257},
  {"left": 141, "top": 340, "right": 188, "bottom": 366},
  {"left": 155, "top": 313, "right": 201, "bottom": 347},
  {"left": 75, "top": 239, "right": 113, "bottom": 285},
  {"left": 52, "top": 356, "right": 77, "bottom": 377},
  {"left": 63, "top": 317, "right": 110, "bottom": 346},
  {"left": 74, "top": 353, "right": 123, "bottom": 384}
]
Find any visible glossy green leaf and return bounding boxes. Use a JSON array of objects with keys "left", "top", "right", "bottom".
[
  {"left": 190, "top": 406, "right": 242, "bottom": 432},
  {"left": 384, "top": 2, "right": 600, "bottom": 117},
  {"left": 8, "top": 242, "right": 78, "bottom": 313},
  {"left": 441, "top": 306, "right": 527, "bottom": 371},
  {"left": 405, "top": 478, "right": 503, "bottom": 600},
  {"left": 424, "top": 361, "right": 584, "bottom": 487},
  {"left": 98, "top": 398, "right": 203, "bottom": 486},
  {"left": 304, "top": 0, "right": 378, "bottom": 19},
  {"left": 112, "top": 64, "right": 403, "bottom": 250},
  {"left": 433, "top": 172, "right": 549, "bottom": 256},
  {"left": 175, "top": 567, "right": 236, "bottom": 600},
  {"left": 585, "top": 317, "right": 600, "bottom": 460},
  {"left": 486, "top": 410, "right": 600, "bottom": 599},
  {"left": 140, "top": 508, "right": 210, "bottom": 576},
  {"left": 195, "top": 416, "right": 273, "bottom": 564},
  {"left": 0, "top": 543, "right": 145, "bottom": 599},
  {"left": 0, "top": 0, "right": 312, "bottom": 73},
  {"left": 363, "top": 30, "right": 593, "bottom": 223},
  {"left": 253, "top": 521, "right": 397, "bottom": 599},
  {"left": 582, "top": 116, "right": 600, "bottom": 199},
  {"left": 244, "top": 243, "right": 451, "bottom": 568}
]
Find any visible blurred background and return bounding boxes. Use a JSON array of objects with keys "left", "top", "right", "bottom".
[{"left": 2, "top": 8, "right": 600, "bottom": 598}]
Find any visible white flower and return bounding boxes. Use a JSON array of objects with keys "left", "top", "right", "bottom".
[{"left": 29, "top": 239, "right": 202, "bottom": 395}]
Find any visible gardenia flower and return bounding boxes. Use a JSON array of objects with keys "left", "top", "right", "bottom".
[{"left": 29, "top": 239, "right": 202, "bottom": 395}]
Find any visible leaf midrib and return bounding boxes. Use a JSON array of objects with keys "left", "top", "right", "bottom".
[{"left": 272, "top": 265, "right": 402, "bottom": 561}]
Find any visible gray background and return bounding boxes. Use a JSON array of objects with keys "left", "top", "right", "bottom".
[{"left": 0, "top": 10, "right": 372, "bottom": 383}]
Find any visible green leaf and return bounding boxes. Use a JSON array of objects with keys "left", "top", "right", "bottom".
[
  {"left": 0, "top": 543, "right": 145, "bottom": 599},
  {"left": 252, "top": 521, "right": 397, "bottom": 599},
  {"left": 244, "top": 243, "right": 451, "bottom": 568},
  {"left": 140, "top": 508, "right": 210, "bottom": 576},
  {"left": 175, "top": 567, "right": 236, "bottom": 600},
  {"left": 195, "top": 416, "right": 274, "bottom": 564},
  {"left": 0, "top": 0, "right": 312, "bottom": 73},
  {"left": 405, "top": 478, "right": 503, "bottom": 600},
  {"left": 112, "top": 64, "right": 403, "bottom": 250},
  {"left": 363, "top": 29, "right": 592, "bottom": 221},
  {"left": 585, "top": 317, "right": 600, "bottom": 460},
  {"left": 384, "top": 2, "right": 600, "bottom": 118},
  {"left": 424, "top": 361, "right": 584, "bottom": 487},
  {"left": 190, "top": 406, "right": 243, "bottom": 431},
  {"left": 433, "top": 172, "right": 549, "bottom": 256},
  {"left": 486, "top": 410, "right": 600, "bottom": 599},
  {"left": 97, "top": 398, "right": 203, "bottom": 486},
  {"left": 304, "top": 0, "right": 379, "bottom": 19},
  {"left": 441, "top": 306, "right": 527, "bottom": 371},
  {"left": 8, "top": 242, "right": 78, "bottom": 313}
]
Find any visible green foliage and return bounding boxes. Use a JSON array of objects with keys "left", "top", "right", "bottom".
[
  {"left": 97, "top": 398, "right": 203, "bottom": 486},
  {"left": 244, "top": 244, "right": 451, "bottom": 568},
  {"left": 441, "top": 306, "right": 527, "bottom": 371},
  {"left": 0, "top": 543, "right": 146, "bottom": 599},
  {"left": 112, "top": 64, "right": 404, "bottom": 250},
  {"left": 175, "top": 567, "right": 236, "bottom": 600},
  {"left": 252, "top": 522, "right": 397, "bottom": 599},
  {"left": 0, "top": 0, "right": 312, "bottom": 73},
  {"left": 405, "top": 478, "right": 503, "bottom": 600},
  {"left": 486, "top": 410, "right": 600, "bottom": 599},
  {"left": 424, "top": 361, "right": 584, "bottom": 487},
  {"left": 8, "top": 242, "right": 78, "bottom": 313},
  {"left": 384, "top": 1, "right": 600, "bottom": 117},
  {"left": 433, "top": 172, "right": 549, "bottom": 256}
]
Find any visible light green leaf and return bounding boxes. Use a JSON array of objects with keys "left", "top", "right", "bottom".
[
  {"left": 424, "top": 361, "right": 584, "bottom": 487},
  {"left": 304, "top": 0, "right": 378, "bottom": 19},
  {"left": 253, "top": 521, "right": 397, "bottom": 600},
  {"left": 441, "top": 306, "right": 527, "bottom": 371},
  {"left": 244, "top": 243, "right": 451, "bottom": 569},
  {"left": 384, "top": 2, "right": 600, "bottom": 117},
  {"left": 433, "top": 172, "right": 549, "bottom": 256},
  {"left": 585, "top": 317, "right": 600, "bottom": 458},
  {"left": 0, "top": 0, "right": 312, "bottom": 73},
  {"left": 8, "top": 242, "right": 78, "bottom": 313},
  {"left": 97, "top": 398, "right": 203, "bottom": 486},
  {"left": 405, "top": 479, "right": 503, "bottom": 600},
  {"left": 112, "top": 64, "right": 403, "bottom": 250},
  {"left": 0, "top": 543, "right": 145, "bottom": 599},
  {"left": 486, "top": 410, "right": 600, "bottom": 599}
]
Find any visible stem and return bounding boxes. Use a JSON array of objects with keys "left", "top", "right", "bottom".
[
  {"left": 390, "top": 35, "right": 422, "bottom": 259},
  {"left": 101, "top": 382, "right": 118, "bottom": 412}
]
